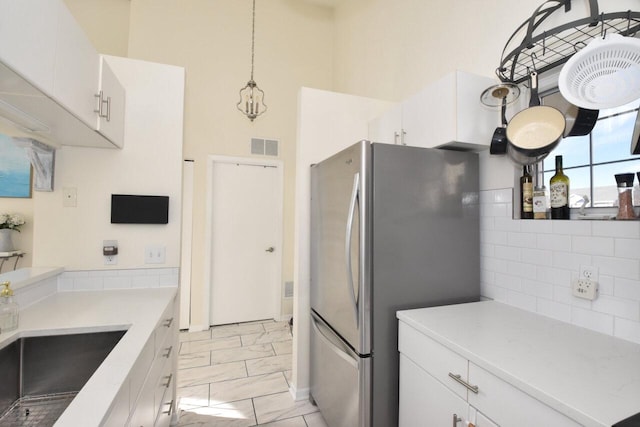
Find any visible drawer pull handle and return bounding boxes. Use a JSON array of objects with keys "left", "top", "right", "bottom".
[
  {"left": 163, "top": 317, "right": 174, "bottom": 328},
  {"left": 163, "top": 399, "right": 174, "bottom": 416},
  {"left": 448, "top": 372, "right": 479, "bottom": 394},
  {"left": 163, "top": 373, "right": 173, "bottom": 388},
  {"left": 163, "top": 346, "right": 173, "bottom": 358},
  {"left": 452, "top": 414, "right": 462, "bottom": 426}
]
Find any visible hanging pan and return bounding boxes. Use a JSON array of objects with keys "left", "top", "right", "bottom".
[
  {"left": 507, "top": 71, "right": 566, "bottom": 165},
  {"left": 559, "top": 34, "right": 640, "bottom": 110},
  {"left": 543, "top": 91, "right": 599, "bottom": 137},
  {"left": 481, "top": 83, "right": 520, "bottom": 154}
]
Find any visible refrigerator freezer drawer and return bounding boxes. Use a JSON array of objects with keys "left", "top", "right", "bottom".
[{"left": 310, "top": 311, "right": 370, "bottom": 427}]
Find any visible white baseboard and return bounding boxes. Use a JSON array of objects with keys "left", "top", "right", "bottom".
[{"left": 289, "top": 385, "right": 310, "bottom": 401}]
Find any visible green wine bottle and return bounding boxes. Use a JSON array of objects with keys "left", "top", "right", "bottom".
[
  {"left": 520, "top": 165, "right": 533, "bottom": 219},
  {"left": 550, "top": 155, "right": 570, "bottom": 220}
]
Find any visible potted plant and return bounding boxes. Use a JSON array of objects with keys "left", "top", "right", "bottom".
[{"left": 0, "top": 213, "right": 25, "bottom": 252}]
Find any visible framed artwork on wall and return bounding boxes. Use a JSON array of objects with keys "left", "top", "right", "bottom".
[{"left": 0, "top": 133, "right": 32, "bottom": 198}]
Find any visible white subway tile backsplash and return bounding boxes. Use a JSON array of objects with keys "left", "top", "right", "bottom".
[
  {"left": 571, "top": 306, "right": 614, "bottom": 335},
  {"left": 537, "top": 233, "right": 571, "bottom": 252},
  {"left": 131, "top": 275, "right": 160, "bottom": 289},
  {"left": 592, "top": 296, "right": 640, "bottom": 321},
  {"left": 571, "top": 235, "right": 614, "bottom": 256},
  {"left": 480, "top": 189, "right": 640, "bottom": 344},
  {"left": 551, "top": 220, "right": 592, "bottom": 236},
  {"left": 615, "top": 278, "right": 640, "bottom": 301},
  {"left": 74, "top": 277, "right": 104, "bottom": 291},
  {"left": 59, "top": 268, "right": 179, "bottom": 292},
  {"left": 536, "top": 299, "right": 571, "bottom": 323},
  {"left": 593, "top": 221, "right": 640, "bottom": 239},
  {"left": 103, "top": 277, "right": 133, "bottom": 290},
  {"left": 615, "top": 238, "right": 640, "bottom": 259},
  {"left": 592, "top": 256, "right": 640, "bottom": 280}
]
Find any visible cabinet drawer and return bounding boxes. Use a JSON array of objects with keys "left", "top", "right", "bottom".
[
  {"left": 398, "top": 321, "right": 468, "bottom": 399},
  {"left": 468, "top": 363, "right": 581, "bottom": 427},
  {"left": 129, "top": 336, "right": 155, "bottom": 411}
]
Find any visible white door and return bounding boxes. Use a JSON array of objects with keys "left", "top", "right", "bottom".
[{"left": 209, "top": 160, "right": 281, "bottom": 325}]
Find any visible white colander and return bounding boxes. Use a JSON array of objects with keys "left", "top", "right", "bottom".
[{"left": 558, "top": 34, "right": 640, "bottom": 110}]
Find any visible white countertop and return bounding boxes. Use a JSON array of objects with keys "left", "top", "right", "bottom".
[
  {"left": 0, "top": 287, "right": 177, "bottom": 427},
  {"left": 397, "top": 301, "right": 640, "bottom": 427},
  {"left": 0, "top": 266, "right": 63, "bottom": 290}
]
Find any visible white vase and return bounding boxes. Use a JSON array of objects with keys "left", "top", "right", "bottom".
[{"left": 0, "top": 229, "right": 15, "bottom": 252}]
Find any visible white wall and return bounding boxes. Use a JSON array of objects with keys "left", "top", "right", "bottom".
[
  {"left": 32, "top": 56, "right": 185, "bottom": 270},
  {"left": 292, "top": 87, "right": 393, "bottom": 398}
]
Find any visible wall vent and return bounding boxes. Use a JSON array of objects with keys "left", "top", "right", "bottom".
[
  {"left": 250, "top": 138, "right": 279, "bottom": 157},
  {"left": 284, "top": 281, "right": 294, "bottom": 298}
]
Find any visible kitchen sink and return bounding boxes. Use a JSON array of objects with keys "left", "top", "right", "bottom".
[{"left": 0, "top": 330, "right": 126, "bottom": 427}]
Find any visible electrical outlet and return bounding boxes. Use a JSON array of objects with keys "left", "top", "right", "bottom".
[
  {"left": 104, "top": 255, "right": 117, "bottom": 265},
  {"left": 572, "top": 278, "right": 598, "bottom": 300},
  {"left": 579, "top": 265, "right": 599, "bottom": 283}
]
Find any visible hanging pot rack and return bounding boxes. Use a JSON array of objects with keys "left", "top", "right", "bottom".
[{"left": 497, "top": 0, "right": 640, "bottom": 84}]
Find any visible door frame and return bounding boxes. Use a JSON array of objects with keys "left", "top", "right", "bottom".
[{"left": 203, "top": 155, "right": 284, "bottom": 326}]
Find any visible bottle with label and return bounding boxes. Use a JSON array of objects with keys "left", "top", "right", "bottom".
[
  {"left": 0, "top": 281, "right": 18, "bottom": 333},
  {"left": 533, "top": 186, "right": 547, "bottom": 219},
  {"left": 520, "top": 165, "right": 533, "bottom": 219},
  {"left": 550, "top": 155, "right": 570, "bottom": 220}
]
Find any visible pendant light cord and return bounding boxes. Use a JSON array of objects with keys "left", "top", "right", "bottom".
[{"left": 250, "top": 0, "right": 256, "bottom": 81}]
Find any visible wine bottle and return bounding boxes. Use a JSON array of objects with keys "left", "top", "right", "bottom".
[
  {"left": 550, "top": 155, "right": 570, "bottom": 219},
  {"left": 520, "top": 165, "right": 533, "bottom": 219}
]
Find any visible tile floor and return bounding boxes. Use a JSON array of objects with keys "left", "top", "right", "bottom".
[{"left": 176, "top": 320, "right": 328, "bottom": 427}]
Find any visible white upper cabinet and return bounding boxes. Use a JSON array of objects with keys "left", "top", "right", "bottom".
[
  {"left": 0, "top": 0, "right": 58, "bottom": 94},
  {"left": 52, "top": 2, "right": 101, "bottom": 129},
  {"left": 96, "top": 57, "right": 125, "bottom": 147},
  {"left": 0, "top": 0, "right": 125, "bottom": 148},
  {"left": 368, "top": 71, "right": 498, "bottom": 151}
]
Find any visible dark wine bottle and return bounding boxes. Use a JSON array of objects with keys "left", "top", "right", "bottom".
[
  {"left": 550, "top": 155, "right": 570, "bottom": 219},
  {"left": 520, "top": 165, "right": 533, "bottom": 219}
]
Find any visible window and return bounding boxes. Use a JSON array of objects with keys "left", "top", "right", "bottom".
[{"left": 541, "top": 94, "right": 640, "bottom": 209}]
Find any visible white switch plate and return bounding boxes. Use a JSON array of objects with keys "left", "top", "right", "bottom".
[
  {"left": 63, "top": 187, "right": 77, "bottom": 207},
  {"left": 145, "top": 245, "right": 166, "bottom": 264}
]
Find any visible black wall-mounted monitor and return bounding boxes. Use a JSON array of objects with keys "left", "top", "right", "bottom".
[{"left": 110, "top": 194, "right": 169, "bottom": 224}]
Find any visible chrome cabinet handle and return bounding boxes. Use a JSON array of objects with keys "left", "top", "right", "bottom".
[
  {"left": 401, "top": 129, "right": 407, "bottom": 145},
  {"left": 163, "top": 373, "right": 173, "bottom": 388},
  {"left": 448, "top": 372, "right": 479, "bottom": 394},
  {"left": 162, "top": 399, "right": 174, "bottom": 415},
  {"left": 265, "top": 246, "right": 275, "bottom": 253},
  {"left": 394, "top": 131, "right": 400, "bottom": 145},
  {"left": 163, "top": 317, "right": 174, "bottom": 328},
  {"left": 452, "top": 414, "right": 462, "bottom": 426},
  {"left": 163, "top": 346, "right": 173, "bottom": 358}
]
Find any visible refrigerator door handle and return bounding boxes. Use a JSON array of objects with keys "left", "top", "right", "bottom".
[
  {"left": 311, "top": 311, "right": 358, "bottom": 368},
  {"left": 345, "top": 172, "right": 360, "bottom": 328}
]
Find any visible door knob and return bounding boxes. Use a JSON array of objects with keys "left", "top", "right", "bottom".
[{"left": 265, "top": 246, "right": 275, "bottom": 253}]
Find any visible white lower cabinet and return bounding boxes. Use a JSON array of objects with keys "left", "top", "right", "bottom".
[
  {"left": 102, "top": 294, "right": 177, "bottom": 427},
  {"left": 398, "top": 321, "right": 581, "bottom": 427}
]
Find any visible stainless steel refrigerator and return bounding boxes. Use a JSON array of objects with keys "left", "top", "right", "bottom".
[{"left": 310, "top": 141, "right": 481, "bottom": 427}]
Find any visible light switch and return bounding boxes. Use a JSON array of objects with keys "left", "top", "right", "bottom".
[
  {"left": 145, "top": 245, "right": 166, "bottom": 264},
  {"left": 63, "top": 187, "right": 77, "bottom": 207}
]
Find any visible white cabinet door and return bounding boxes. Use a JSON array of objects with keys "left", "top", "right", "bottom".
[
  {"left": 97, "top": 57, "right": 125, "bottom": 147},
  {"left": 399, "top": 354, "right": 470, "bottom": 427},
  {"left": 368, "top": 103, "right": 402, "bottom": 145},
  {"left": 0, "top": 0, "right": 58, "bottom": 94},
  {"left": 52, "top": 3, "right": 100, "bottom": 128},
  {"left": 474, "top": 410, "right": 499, "bottom": 427}
]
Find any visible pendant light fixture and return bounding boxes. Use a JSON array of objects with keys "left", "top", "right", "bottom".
[{"left": 237, "top": 0, "right": 267, "bottom": 121}]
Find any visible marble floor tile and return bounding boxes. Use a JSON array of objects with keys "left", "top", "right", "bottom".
[
  {"left": 303, "top": 412, "right": 329, "bottom": 427},
  {"left": 181, "top": 336, "right": 241, "bottom": 355},
  {"left": 178, "top": 361, "right": 247, "bottom": 388},
  {"left": 180, "top": 351, "right": 211, "bottom": 370},
  {"left": 253, "top": 391, "right": 318, "bottom": 425},
  {"left": 240, "top": 329, "right": 292, "bottom": 346},
  {"left": 178, "top": 384, "right": 210, "bottom": 409},
  {"left": 177, "top": 399, "right": 256, "bottom": 427},
  {"left": 283, "top": 370, "right": 292, "bottom": 386},
  {"left": 211, "top": 323, "right": 266, "bottom": 338},
  {"left": 209, "top": 372, "right": 289, "bottom": 404},
  {"left": 245, "top": 354, "right": 292, "bottom": 377},
  {"left": 210, "top": 344, "right": 274, "bottom": 365},
  {"left": 271, "top": 341, "right": 292, "bottom": 355},
  {"left": 262, "top": 320, "right": 290, "bottom": 332},
  {"left": 252, "top": 416, "right": 307, "bottom": 427},
  {"left": 180, "top": 329, "right": 212, "bottom": 342}
]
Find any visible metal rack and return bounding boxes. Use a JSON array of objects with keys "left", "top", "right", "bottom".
[
  {"left": 497, "top": 0, "right": 640, "bottom": 84},
  {"left": 0, "top": 251, "right": 25, "bottom": 271}
]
